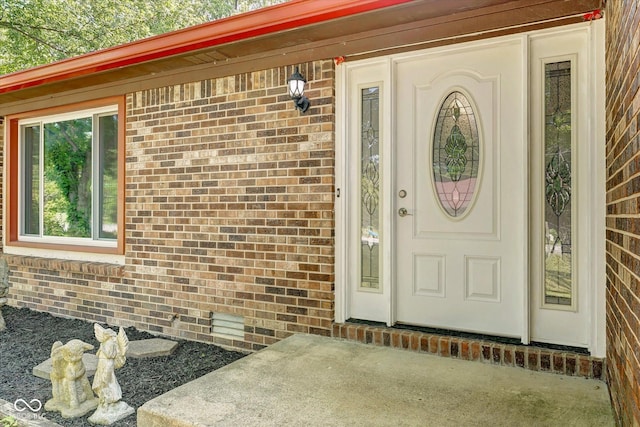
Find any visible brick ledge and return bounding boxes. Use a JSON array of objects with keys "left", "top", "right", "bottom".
[
  {"left": 3, "top": 254, "right": 124, "bottom": 277},
  {"left": 332, "top": 322, "right": 605, "bottom": 381}
]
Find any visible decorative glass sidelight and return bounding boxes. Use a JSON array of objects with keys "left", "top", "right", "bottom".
[
  {"left": 544, "top": 61, "right": 573, "bottom": 306},
  {"left": 433, "top": 91, "right": 480, "bottom": 218},
  {"left": 360, "top": 87, "right": 380, "bottom": 290}
]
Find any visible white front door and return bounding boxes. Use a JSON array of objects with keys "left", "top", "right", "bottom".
[
  {"left": 337, "top": 22, "right": 605, "bottom": 354},
  {"left": 395, "top": 40, "right": 526, "bottom": 338}
]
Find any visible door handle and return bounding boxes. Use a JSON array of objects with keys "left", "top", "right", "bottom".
[{"left": 398, "top": 208, "right": 412, "bottom": 217}]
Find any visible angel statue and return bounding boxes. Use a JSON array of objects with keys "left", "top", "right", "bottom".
[
  {"left": 45, "top": 339, "right": 98, "bottom": 418},
  {"left": 88, "top": 324, "right": 135, "bottom": 425}
]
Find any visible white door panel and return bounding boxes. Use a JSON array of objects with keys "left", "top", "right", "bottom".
[{"left": 395, "top": 40, "right": 525, "bottom": 338}]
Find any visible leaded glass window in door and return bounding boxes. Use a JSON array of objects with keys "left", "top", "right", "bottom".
[
  {"left": 544, "top": 61, "right": 573, "bottom": 306},
  {"left": 360, "top": 87, "right": 380, "bottom": 290},
  {"left": 432, "top": 91, "right": 480, "bottom": 218}
]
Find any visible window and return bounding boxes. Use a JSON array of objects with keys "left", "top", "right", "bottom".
[
  {"left": 543, "top": 61, "right": 573, "bottom": 306},
  {"left": 7, "top": 98, "right": 124, "bottom": 253},
  {"left": 360, "top": 86, "right": 380, "bottom": 290},
  {"left": 432, "top": 91, "right": 480, "bottom": 218}
]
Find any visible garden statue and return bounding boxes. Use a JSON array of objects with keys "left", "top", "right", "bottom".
[
  {"left": 45, "top": 339, "right": 98, "bottom": 418},
  {"left": 0, "top": 258, "right": 10, "bottom": 331},
  {"left": 88, "top": 324, "right": 134, "bottom": 425}
]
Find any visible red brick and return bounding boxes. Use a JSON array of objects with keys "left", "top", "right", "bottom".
[
  {"left": 553, "top": 354, "right": 564, "bottom": 373},
  {"left": 503, "top": 347, "right": 513, "bottom": 366},
  {"left": 410, "top": 334, "right": 421, "bottom": 351},
  {"left": 527, "top": 350, "right": 539, "bottom": 371},
  {"left": 391, "top": 332, "right": 402, "bottom": 348},
  {"left": 470, "top": 342, "right": 481, "bottom": 361},
  {"left": 439, "top": 337, "right": 451, "bottom": 357},
  {"left": 429, "top": 336, "right": 439, "bottom": 354},
  {"left": 420, "top": 336, "right": 429, "bottom": 353},
  {"left": 460, "top": 341, "right": 470, "bottom": 360}
]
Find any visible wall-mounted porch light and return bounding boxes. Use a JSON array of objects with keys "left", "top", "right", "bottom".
[{"left": 287, "top": 66, "right": 310, "bottom": 113}]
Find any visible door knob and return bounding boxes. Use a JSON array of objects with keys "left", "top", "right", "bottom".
[{"left": 398, "top": 208, "right": 412, "bottom": 217}]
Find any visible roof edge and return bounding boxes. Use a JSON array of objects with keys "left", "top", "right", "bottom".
[{"left": 0, "top": 0, "right": 413, "bottom": 95}]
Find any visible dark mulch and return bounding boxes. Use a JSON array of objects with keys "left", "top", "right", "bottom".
[{"left": 0, "top": 306, "right": 246, "bottom": 426}]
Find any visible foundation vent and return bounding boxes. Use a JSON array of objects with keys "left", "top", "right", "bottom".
[{"left": 211, "top": 312, "right": 245, "bottom": 340}]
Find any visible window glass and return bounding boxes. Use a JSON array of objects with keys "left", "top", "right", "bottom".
[
  {"left": 19, "top": 107, "right": 118, "bottom": 244},
  {"left": 22, "top": 125, "right": 40, "bottom": 235},
  {"left": 544, "top": 61, "right": 572, "bottom": 306},
  {"left": 98, "top": 114, "right": 118, "bottom": 239},
  {"left": 432, "top": 91, "right": 480, "bottom": 218},
  {"left": 43, "top": 117, "right": 92, "bottom": 238},
  {"left": 361, "top": 87, "right": 380, "bottom": 290}
]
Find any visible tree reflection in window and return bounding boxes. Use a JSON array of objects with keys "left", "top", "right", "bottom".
[{"left": 20, "top": 109, "right": 118, "bottom": 242}]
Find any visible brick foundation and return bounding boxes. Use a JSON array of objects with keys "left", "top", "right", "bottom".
[{"left": 333, "top": 322, "right": 606, "bottom": 380}]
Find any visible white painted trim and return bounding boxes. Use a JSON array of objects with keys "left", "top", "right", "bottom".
[
  {"left": 389, "top": 57, "right": 397, "bottom": 328},
  {"left": 521, "top": 34, "right": 530, "bottom": 345},
  {"left": 334, "top": 62, "right": 348, "bottom": 324},
  {"left": 384, "top": 57, "right": 395, "bottom": 327},
  {"left": 589, "top": 18, "right": 606, "bottom": 358}
]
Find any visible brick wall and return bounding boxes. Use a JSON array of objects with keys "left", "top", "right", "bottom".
[
  {"left": 605, "top": 1, "right": 640, "bottom": 424},
  {"left": 5, "top": 60, "right": 336, "bottom": 352}
]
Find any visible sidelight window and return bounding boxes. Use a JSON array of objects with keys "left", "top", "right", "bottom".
[
  {"left": 543, "top": 61, "right": 573, "bottom": 306},
  {"left": 360, "top": 87, "right": 381, "bottom": 290}
]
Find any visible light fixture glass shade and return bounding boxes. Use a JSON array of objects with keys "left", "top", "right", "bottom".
[{"left": 287, "top": 67, "right": 306, "bottom": 98}]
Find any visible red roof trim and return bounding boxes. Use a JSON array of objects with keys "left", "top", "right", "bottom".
[{"left": 0, "top": 0, "right": 413, "bottom": 95}]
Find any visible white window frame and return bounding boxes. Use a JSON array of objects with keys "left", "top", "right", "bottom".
[{"left": 17, "top": 105, "right": 119, "bottom": 249}]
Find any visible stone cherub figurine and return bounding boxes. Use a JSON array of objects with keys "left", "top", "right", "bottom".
[
  {"left": 45, "top": 339, "right": 98, "bottom": 418},
  {"left": 0, "top": 257, "right": 10, "bottom": 331},
  {"left": 88, "top": 324, "right": 134, "bottom": 425}
]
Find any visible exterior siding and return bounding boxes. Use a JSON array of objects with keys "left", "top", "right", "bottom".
[
  {"left": 605, "top": 1, "right": 640, "bottom": 425},
  {"left": 4, "top": 60, "right": 336, "bottom": 351}
]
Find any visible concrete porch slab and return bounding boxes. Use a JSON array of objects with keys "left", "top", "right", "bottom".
[{"left": 138, "top": 334, "right": 614, "bottom": 427}]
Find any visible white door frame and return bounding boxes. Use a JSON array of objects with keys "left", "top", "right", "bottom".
[{"left": 335, "top": 21, "right": 605, "bottom": 357}]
